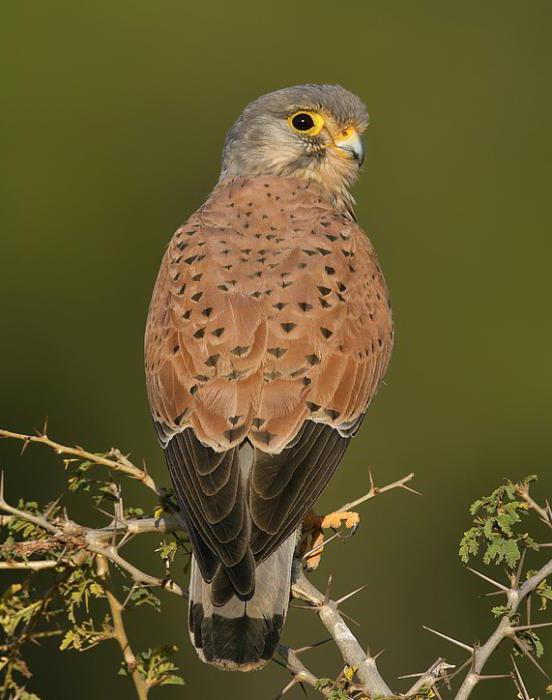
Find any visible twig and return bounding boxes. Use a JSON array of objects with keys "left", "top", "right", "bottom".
[
  {"left": 0, "top": 560, "right": 58, "bottom": 571},
  {"left": 276, "top": 645, "right": 332, "bottom": 697},
  {"left": 0, "top": 428, "right": 159, "bottom": 494},
  {"left": 338, "top": 471, "right": 416, "bottom": 512},
  {"left": 0, "top": 482, "right": 187, "bottom": 598},
  {"left": 291, "top": 562, "right": 393, "bottom": 698},
  {"left": 96, "top": 555, "right": 149, "bottom": 700},
  {"left": 454, "top": 557, "right": 552, "bottom": 699}
]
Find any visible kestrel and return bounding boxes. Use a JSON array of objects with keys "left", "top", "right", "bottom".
[{"left": 145, "top": 84, "right": 393, "bottom": 671}]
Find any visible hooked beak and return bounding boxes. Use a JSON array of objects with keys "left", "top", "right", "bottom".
[{"left": 333, "top": 128, "right": 364, "bottom": 165}]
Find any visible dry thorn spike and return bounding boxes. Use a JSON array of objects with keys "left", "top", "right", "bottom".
[
  {"left": 301, "top": 530, "right": 342, "bottom": 562},
  {"left": 274, "top": 676, "right": 297, "bottom": 698},
  {"left": 477, "top": 673, "right": 512, "bottom": 680},
  {"left": 400, "top": 484, "right": 423, "bottom": 497},
  {"left": 399, "top": 658, "right": 444, "bottom": 680},
  {"left": 511, "top": 634, "right": 550, "bottom": 679},
  {"left": 335, "top": 583, "right": 369, "bottom": 606},
  {"left": 339, "top": 610, "right": 361, "bottom": 628},
  {"left": 466, "top": 565, "right": 509, "bottom": 592},
  {"left": 444, "top": 657, "right": 472, "bottom": 683},
  {"left": 513, "top": 621, "right": 552, "bottom": 632},
  {"left": 514, "top": 547, "right": 528, "bottom": 587},
  {"left": 422, "top": 625, "right": 474, "bottom": 653},
  {"left": 293, "top": 637, "right": 333, "bottom": 655},
  {"left": 480, "top": 589, "right": 507, "bottom": 598},
  {"left": 511, "top": 654, "right": 531, "bottom": 700}
]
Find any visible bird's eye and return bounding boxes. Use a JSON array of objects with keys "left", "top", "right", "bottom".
[{"left": 288, "top": 111, "right": 324, "bottom": 136}]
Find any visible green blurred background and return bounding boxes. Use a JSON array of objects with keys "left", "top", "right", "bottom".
[{"left": 1, "top": 1, "right": 551, "bottom": 698}]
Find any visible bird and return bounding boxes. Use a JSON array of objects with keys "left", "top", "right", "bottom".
[{"left": 144, "top": 84, "right": 393, "bottom": 672}]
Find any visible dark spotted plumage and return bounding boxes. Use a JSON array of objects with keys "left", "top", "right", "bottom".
[{"left": 144, "top": 85, "right": 393, "bottom": 671}]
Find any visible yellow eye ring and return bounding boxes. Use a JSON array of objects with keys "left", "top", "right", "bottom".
[{"left": 288, "top": 110, "right": 325, "bottom": 136}]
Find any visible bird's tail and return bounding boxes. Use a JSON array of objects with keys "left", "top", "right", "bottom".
[{"left": 188, "top": 533, "right": 296, "bottom": 671}]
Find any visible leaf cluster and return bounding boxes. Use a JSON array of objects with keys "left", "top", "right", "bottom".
[{"left": 459, "top": 478, "right": 538, "bottom": 568}]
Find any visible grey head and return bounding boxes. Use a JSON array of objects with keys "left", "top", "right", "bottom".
[{"left": 218, "top": 84, "right": 369, "bottom": 208}]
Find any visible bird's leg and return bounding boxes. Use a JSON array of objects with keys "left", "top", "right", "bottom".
[{"left": 300, "top": 509, "right": 360, "bottom": 571}]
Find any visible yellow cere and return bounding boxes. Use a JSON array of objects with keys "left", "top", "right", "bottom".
[{"left": 288, "top": 110, "right": 325, "bottom": 136}]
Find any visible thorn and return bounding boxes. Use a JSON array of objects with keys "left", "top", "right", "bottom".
[
  {"left": 95, "top": 506, "right": 117, "bottom": 521},
  {"left": 301, "top": 530, "right": 341, "bottom": 561},
  {"left": 339, "top": 610, "right": 360, "bottom": 627},
  {"left": 513, "top": 621, "right": 552, "bottom": 632},
  {"left": 422, "top": 625, "right": 474, "bottom": 653},
  {"left": 373, "top": 649, "right": 385, "bottom": 661},
  {"left": 368, "top": 468, "right": 375, "bottom": 491},
  {"left": 293, "top": 637, "right": 332, "bottom": 655},
  {"left": 42, "top": 416, "right": 49, "bottom": 437},
  {"left": 514, "top": 547, "right": 527, "bottom": 588},
  {"left": 274, "top": 677, "right": 297, "bottom": 698},
  {"left": 20, "top": 438, "right": 31, "bottom": 455},
  {"left": 335, "top": 583, "right": 368, "bottom": 606},
  {"left": 478, "top": 673, "right": 512, "bottom": 680},
  {"left": 511, "top": 654, "right": 531, "bottom": 700},
  {"left": 121, "top": 583, "right": 138, "bottom": 610},
  {"left": 117, "top": 531, "right": 134, "bottom": 550},
  {"left": 44, "top": 495, "right": 62, "bottom": 520},
  {"left": 480, "top": 589, "right": 507, "bottom": 598},
  {"left": 466, "top": 566, "right": 509, "bottom": 592},
  {"left": 400, "top": 484, "right": 423, "bottom": 496},
  {"left": 512, "top": 634, "right": 550, "bottom": 679},
  {"left": 444, "top": 657, "right": 472, "bottom": 684},
  {"left": 398, "top": 657, "right": 444, "bottom": 680},
  {"left": 55, "top": 545, "right": 68, "bottom": 564},
  {"left": 0, "top": 470, "right": 5, "bottom": 504},
  {"left": 298, "top": 682, "right": 307, "bottom": 697},
  {"left": 398, "top": 671, "right": 425, "bottom": 679},
  {"left": 324, "top": 573, "right": 333, "bottom": 603}
]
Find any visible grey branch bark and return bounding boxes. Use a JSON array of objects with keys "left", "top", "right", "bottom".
[{"left": 2, "top": 427, "right": 552, "bottom": 700}]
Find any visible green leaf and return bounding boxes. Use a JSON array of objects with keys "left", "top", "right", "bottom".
[
  {"left": 490, "top": 605, "right": 510, "bottom": 618},
  {"left": 123, "top": 586, "right": 162, "bottom": 613}
]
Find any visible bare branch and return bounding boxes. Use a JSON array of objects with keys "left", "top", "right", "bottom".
[
  {"left": 96, "top": 555, "right": 149, "bottom": 700},
  {"left": 454, "top": 556, "right": 552, "bottom": 700},
  {"left": 338, "top": 471, "right": 416, "bottom": 512},
  {"left": 0, "top": 428, "right": 159, "bottom": 494},
  {"left": 291, "top": 562, "right": 393, "bottom": 698}
]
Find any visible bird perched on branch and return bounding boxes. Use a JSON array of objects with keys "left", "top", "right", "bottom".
[{"left": 145, "top": 84, "right": 393, "bottom": 671}]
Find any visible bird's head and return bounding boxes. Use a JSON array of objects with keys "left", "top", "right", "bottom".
[{"left": 219, "top": 84, "right": 369, "bottom": 211}]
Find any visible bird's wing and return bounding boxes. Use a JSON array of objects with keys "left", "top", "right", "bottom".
[{"left": 145, "top": 176, "right": 393, "bottom": 586}]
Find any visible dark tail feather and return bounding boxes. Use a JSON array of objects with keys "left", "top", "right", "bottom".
[{"left": 188, "top": 533, "right": 296, "bottom": 671}]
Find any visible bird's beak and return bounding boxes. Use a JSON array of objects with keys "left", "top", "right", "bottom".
[{"left": 333, "top": 127, "right": 364, "bottom": 165}]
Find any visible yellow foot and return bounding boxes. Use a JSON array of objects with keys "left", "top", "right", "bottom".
[{"left": 300, "top": 510, "right": 360, "bottom": 571}]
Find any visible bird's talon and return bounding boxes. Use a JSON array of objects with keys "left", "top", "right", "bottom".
[{"left": 300, "top": 510, "right": 361, "bottom": 570}]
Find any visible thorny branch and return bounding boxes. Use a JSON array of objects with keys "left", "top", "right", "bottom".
[
  {"left": 1, "top": 427, "right": 551, "bottom": 700},
  {"left": 96, "top": 555, "right": 149, "bottom": 700}
]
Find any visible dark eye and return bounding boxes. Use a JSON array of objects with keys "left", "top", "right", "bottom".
[{"left": 291, "top": 113, "right": 315, "bottom": 131}]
